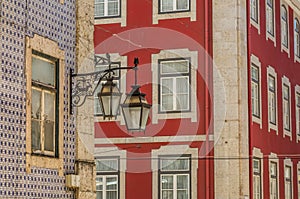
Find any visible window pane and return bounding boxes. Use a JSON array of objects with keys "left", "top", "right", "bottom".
[
  {"left": 106, "top": 176, "right": 118, "bottom": 190},
  {"left": 95, "top": 3, "right": 105, "bottom": 17},
  {"left": 162, "top": 190, "right": 173, "bottom": 199},
  {"left": 44, "top": 92, "right": 55, "bottom": 121},
  {"left": 177, "top": 190, "right": 188, "bottom": 199},
  {"left": 31, "top": 119, "right": 41, "bottom": 150},
  {"left": 161, "top": 60, "right": 189, "bottom": 74},
  {"left": 32, "top": 56, "right": 55, "bottom": 86},
  {"left": 108, "top": 1, "right": 119, "bottom": 16},
  {"left": 44, "top": 120, "right": 54, "bottom": 152},
  {"left": 96, "top": 159, "right": 118, "bottom": 172},
  {"left": 176, "top": 0, "right": 188, "bottom": 10},
  {"left": 161, "top": 0, "right": 173, "bottom": 12},
  {"left": 96, "top": 177, "right": 103, "bottom": 191},
  {"left": 96, "top": 192, "right": 103, "bottom": 199},
  {"left": 161, "top": 157, "right": 189, "bottom": 171},
  {"left": 106, "top": 191, "right": 117, "bottom": 199},
  {"left": 32, "top": 88, "right": 42, "bottom": 119},
  {"left": 161, "top": 175, "right": 173, "bottom": 189},
  {"left": 177, "top": 175, "right": 188, "bottom": 189}
]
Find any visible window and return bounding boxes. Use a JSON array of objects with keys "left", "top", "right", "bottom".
[
  {"left": 266, "top": 0, "right": 275, "bottom": 36},
  {"left": 94, "top": 62, "right": 121, "bottom": 116},
  {"left": 159, "top": 155, "right": 191, "bottom": 199},
  {"left": 31, "top": 51, "right": 58, "bottom": 156},
  {"left": 268, "top": 75, "right": 276, "bottom": 125},
  {"left": 295, "top": 18, "right": 300, "bottom": 58},
  {"left": 251, "top": 0, "right": 259, "bottom": 23},
  {"left": 159, "top": 58, "right": 190, "bottom": 113},
  {"left": 283, "top": 84, "right": 290, "bottom": 131},
  {"left": 94, "top": 0, "right": 120, "bottom": 18},
  {"left": 270, "top": 162, "right": 278, "bottom": 199},
  {"left": 253, "top": 158, "right": 262, "bottom": 199},
  {"left": 159, "top": 0, "right": 190, "bottom": 13},
  {"left": 281, "top": 5, "right": 288, "bottom": 48},
  {"left": 285, "top": 166, "right": 292, "bottom": 199},
  {"left": 297, "top": 92, "right": 300, "bottom": 136},
  {"left": 96, "top": 158, "right": 119, "bottom": 199},
  {"left": 251, "top": 64, "right": 260, "bottom": 118},
  {"left": 298, "top": 169, "right": 300, "bottom": 199}
]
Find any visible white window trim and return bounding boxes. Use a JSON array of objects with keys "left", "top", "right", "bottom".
[
  {"left": 282, "top": 76, "right": 292, "bottom": 139},
  {"left": 251, "top": 55, "right": 263, "bottom": 129},
  {"left": 297, "top": 162, "right": 300, "bottom": 197},
  {"left": 253, "top": 148, "right": 264, "bottom": 199},
  {"left": 250, "top": 0, "right": 261, "bottom": 34},
  {"left": 151, "top": 48, "right": 198, "bottom": 124},
  {"left": 294, "top": 14, "right": 300, "bottom": 63},
  {"left": 152, "top": 145, "right": 198, "bottom": 199},
  {"left": 94, "top": 147, "right": 127, "bottom": 199},
  {"left": 94, "top": 0, "right": 127, "bottom": 27},
  {"left": 281, "top": 2, "right": 290, "bottom": 57},
  {"left": 284, "top": 158, "right": 293, "bottom": 199},
  {"left": 94, "top": 53, "right": 127, "bottom": 126},
  {"left": 295, "top": 85, "right": 300, "bottom": 142},
  {"left": 152, "top": 0, "right": 196, "bottom": 24},
  {"left": 267, "top": 66, "right": 278, "bottom": 134},
  {"left": 269, "top": 153, "right": 279, "bottom": 199},
  {"left": 266, "top": 0, "right": 276, "bottom": 45}
]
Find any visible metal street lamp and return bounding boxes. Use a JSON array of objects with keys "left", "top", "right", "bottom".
[{"left": 71, "top": 54, "right": 151, "bottom": 131}]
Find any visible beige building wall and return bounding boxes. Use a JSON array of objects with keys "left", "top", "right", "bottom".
[
  {"left": 213, "top": 0, "right": 250, "bottom": 198},
  {"left": 75, "top": 0, "right": 96, "bottom": 198}
]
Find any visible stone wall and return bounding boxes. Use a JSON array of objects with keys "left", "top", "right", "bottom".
[{"left": 213, "top": 0, "right": 250, "bottom": 198}]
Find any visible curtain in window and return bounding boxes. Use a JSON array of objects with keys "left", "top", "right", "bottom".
[{"left": 176, "top": 0, "right": 188, "bottom": 10}]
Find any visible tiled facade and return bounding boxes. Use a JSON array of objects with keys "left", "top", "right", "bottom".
[{"left": 0, "top": 0, "right": 76, "bottom": 197}]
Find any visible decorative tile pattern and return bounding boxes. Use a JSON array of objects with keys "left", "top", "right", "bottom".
[{"left": 0, "top": 0, "right": 76, "bottom": 197}]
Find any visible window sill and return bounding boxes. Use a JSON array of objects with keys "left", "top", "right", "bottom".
[
  {"left": 266, "top": 32, "right": 276, "bottom": 46},
  {"left": 281, "top": 44, "right": 290, "bottom": 57},
  {"left": 283, "top": 129, "right": 292, "bottom": 141},
  {"left": 268, "top": 122, "right": 278, "bottom": 134},
  {"left": 252, "top": 115, "right": 262, "bottom": 129},
  {"left": 250, "top": 19, "right": 260, "bottom": 34},
  {"left": 26, "top": 153, "right": 63, "bottom": 176}
]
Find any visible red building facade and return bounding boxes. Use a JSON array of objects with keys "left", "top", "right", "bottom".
[
  {"left": 93, "top": 0, "right": 213, "bottom": 199},
  {"left": 249, "top": 0, "right": 300, "bottom": 198}
]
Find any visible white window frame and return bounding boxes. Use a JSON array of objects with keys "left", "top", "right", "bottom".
[
  {"left": 281, "top": 3, "right": 290, "bottom": 56},
  {"left": 253, "top": 148, "right": 264, "bottom": 199},
  {"left": 94, "top": 147, "right": 126, "bottom": 199},
  {"left": 159, "top": 0, "right": 190, "bottom": 13},
  {"left": 297, "top": 162, "right": 300, "bottom": 198},
  {"left": 282, "top": 76, "right": 292, "bottom": 139},
  {"left": 267, "top": 66, "right": 278, "bottom": 133},
  {"left": 250, "top": 0, "right": 261, "bottom": 33},
  {"left": 94, "top": 54, "right": 127, "bottom": 125},
  {"left": 152, "top": 145, "right": 198, "bottom": 199},
  {"left": 94, "top": 0, "right": 127, "bottom": 26},
  {"left": 269, "top": 153, "right": 279, "bottom": 199},
  {"left": 94, "top": 0, "right": 120, "bottom": 18},
  {"left": 251, "top": 55, "right": 262, "bottom": 128},
  {"left": 296, "top": 85, "right": 300, "bottom": 142},
  {"left": 294, "top": 16, "right": 300, "bottom": 62},
  {"left": 284, "top": 159, "right": 293, "bottom": 199},
  {"left": 152, "top": 0, "right": 196, "bottom": 24},
  {"left": 151, "top": 49, "right": 198, "bottom": 124},
  {"left": 266, "top": 0, "right": 276, "bottom": 44}
]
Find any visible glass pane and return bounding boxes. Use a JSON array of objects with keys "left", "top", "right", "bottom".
[
  {"left": 106, "top": 176, "right": 118, "bottom": 190},
  {"left": 161, "top": 0, "right": 173, "bottom": 12},
  {"left": 108, "top": 1, "right": 119, "bottom": 16},
  {"left": 251, "top": 66, "right": 259, "bottom": 81},
  {"left": 162, "top": 190, "right": 173, "bottom": 199},
  {"left": 177, "top": 190, "right": 188, "bottom": 199},
  {"left": 176, "top": 94, "right": 188, "bottom": 110},
  {"left": 32, "top": 89, "right": 41, "bottom": 119},
  {"left": 177, "top": 175, "right": 188, "bottom": 189},
  {"left": 161, "top": 95, "right": 173, "bottom": 111},
  {"left": 161, "top": 79, "right": 173, "bottom": 94},
  {"left": 161, "top": 175, "right": 173, "bottom": 189},
  {"left": 44, "top": 120, "right": 54, "bottom": 152},
  {"left": 107, "top": 191, "right": 117, "bottom": 199},
  {"left": 161, "top": 60, "right": 189, "bottom": 74},
  {"left": 32, "top": 56, "right": 55, "bottom": 86},
  {"left": 122, "top": 107, "right": 142, "bottom": 130},
  {"left": 95, "top": 3, "right": 104, "bottom": 17},
  {"left": 176, "top": 77, "right": 189, "bottom": 93},
  {"left": 31, "top": 119, "right": 41, "bottom": 150},
  {"left": 96, "top": 177, "right": 103, "bottom": 191},
  {"left": 177, "top": 0, "right": 188, "bottom": 10},
  {"left": 96, "top": 192, "right": 103, "bottom": 199},
  {"left": 96, "top": 159, "right": 118, "bottom": 172},
  {"left": 161, "top": 157, "right": 189, "bottom": 171},
  {"left": 44, "top": 92, "right": 55, "bottom": 121},
  {"left": 269, "top": 76, "right": 275, "bottom": 90}
]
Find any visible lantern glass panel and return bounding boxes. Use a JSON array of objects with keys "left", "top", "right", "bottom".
[
  {"left": 141, "top": 106, "right": 150, "bottom": 130},
  {"left": 122, "top": 106, "right": 142, "bottom": 130}
]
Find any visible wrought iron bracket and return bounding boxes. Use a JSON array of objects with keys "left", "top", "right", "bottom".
[{"left": 70, "top": 54, "right": 137, "bottom": 113}]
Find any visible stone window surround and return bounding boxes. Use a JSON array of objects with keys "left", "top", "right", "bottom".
[
  {"left": 267, "top": 66, "right": 278, "bottom": 134},
  {"left": 295, "top": 85, "right": 300, "bottom": 142},
  {"left": 94, "top": 147, "right": 126, "bottom": 199},
  {"left": 151, "top": 48, "right": 198, "bottom": 124},
  {"left": 294, "top": 13, "right": 300, "bottom": 63},
  {"left": 282, "top": 76, "right": 292, "bottom": 140},
  {"left": 152, "top": 0, "right": 196, "bottom": 24},
  {"left": 253, "top": 148, "right": 264, "bottom": 198},
  {"left": 94, "top": 53, "right": 127, "bottom": 125},
  {"left": 94, "top": 0, "right": 127, "bottom": 27},
  {"left": 281, "top": 1, "right": 290, "bottom": 57},
  {"left": 151, "top": 145, "right": 198, "bottom": 199},
  {"left": 250, "top": 0, "right": 261, "bottom": 34},
  {"left": 251, "top": 54, "right": 263, "bottom": 129},
  {"left": 25, "top": 34, "right": 65, "bottom": 176},
  {"left": 284, "top": 158, "right": 293, "bottom": 199},
  {"left": 269, "top": 153, "right": 279, "bottom": 199},
  {"left": 266, "top": 0, "right": 276, "bottom": 45}
]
